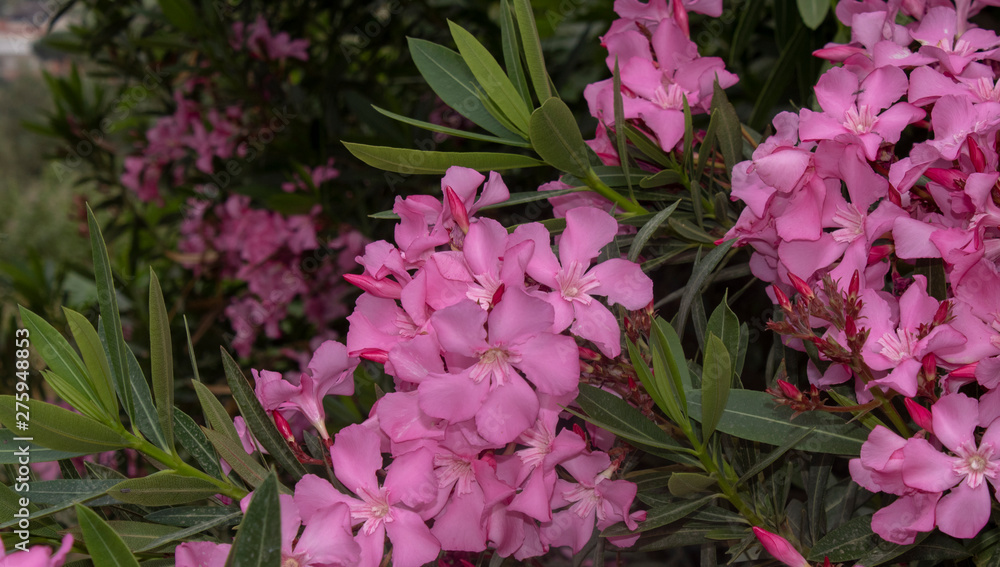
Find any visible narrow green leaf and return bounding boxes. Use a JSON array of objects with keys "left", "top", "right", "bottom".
[
  {"left": 183, "top": 315, "right": 201, "bottom": 384},
  {"left": 676, "top": 239, "right": 736, "bottom": 337},
  {"left": 407, "top": 38, "right": 521, "bottom": 139},
  {"left": 652, "top": 317, "right": 691, "bottom": 406},
  {"left": 639, "top": 169, "right": 683, "bottom": 188},
  {"left": 624, "top": 123, "right": 673, "bottom": 168},
  {"left": 173, "top": 407, "right": 224, "bottom": 480},
  {"left": 135, "top": 510, "right": 243, "bottom": 553},
  {"left": 221, "top": 348, "right": 307, "bottom": 480},
  {"left": 612, "top": 58, "right": 634, "bottom": 201},
  {"left": 730, "top": 1, "right": 766, "bottom": 62},
  {"left": 628, "top": 201, "right": 680, "bottom": 262},
  {"left": 512, "top": 0, "right": 552, "bottom": 101},
  {"left": 62, "top": 308, "right": 117, "bottom": 419},
  {"left": 706, "top": 294, "right": 740, "bottom": 366},
  {"left": 668, "top": 472, "right": 716, "bottom": 496},
  {"left": 202, "top": 427, "right": 267, "bottom": 488},
  {"left": 145, "top": 506, "right": 241, "bottom": 528},
  {"left": 343, "top": 142, "right": 543, "bottom": 175},
  {"left": 109, "top": 471, "right": 220, "bottom": 506},
  {"left": 0, "top": 482, "right": 61, "bottom": 537},
  {"left": 18, "top": 306, "right": 104, "bottom": 421},
  {"left": 85, "top": 521, "right": 183, "bottom": 552},
  {"left": 148, "top": 269, "right": 174, "bottom": 452},
  {"left": 126, "top": 346, "right": 168, "bottom": 452},
  {"left": 192, "top": 381, "right": 242, "bottom": 448},
  {"left": 700, "top": 334, "right": 732, "bottom": 440},
  {"left": 797, "top": 0, "right": 830, "bottom": 29},
  {"left": 572, "top": 385, "right": 687, "bottom": 453},
  {"left": 737, "top": 427, "right": 815, "bottom": 485},
  {"left": 76, "top": 503, "right": 141, "bottom": 567},
  {"left": 371, "top": 105, "right": 532, "bottom": 147},
  {"left": 225, "top": 471, "right": 281, "bottom": 567},
  {"left": 687, "top": 390, "right": 868, "bottom": 455},
  {"left": 0, "top": 397, "right": 130, "bottom": 454},
  {"left": 807, "top": 514, "right": 877, "bottom": 562},
  {"left": 449, "top": 20, "right": 531, "bottom": 133},
  {"left": 529, "top": 97, "right": 592, "bottom": 178},
  {"left": 667, "top": 216, "right": 716, "bottom": 244},
  {"left": 710, "top": 81, "right": 743, "bottom": 175},
  {"left": 627, "top": 339, "right": 676, "bottom": 423},
  {"left": 601, "top": 495, "right": 714, "bottom": 536},
  {"left": 499, "top": 0, "right": 531, "bottom": 107},
  {"left": 914, "top": 258, "right": 947, "bottom": 301},
  {"left": 88, "top": 205, "right": 133, "bottom": 423},
  {"left": 749, "top": 24, "right": 807, "bottom": 130},
  {"left": 0, "top": 428, "right": 87, "bottom": 463},
  {"left": 21, "top": 479, "right": 120, "bottom": 505}
]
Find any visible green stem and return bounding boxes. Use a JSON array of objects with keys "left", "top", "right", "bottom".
[
  {"left": 872, "top": 391, "right": 911, "bottom": 438},
  {"left": 679, "top": 421, "right": 763, "bottom": 526},
  {"left": 130, "top": 436, "right": 248, "bottom": 501},
  {"left": 583, "top": 170, "right": 647, "bottom": 215}
]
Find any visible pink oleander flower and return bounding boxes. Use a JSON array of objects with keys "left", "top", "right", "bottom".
[
  {"left": 232, "top": 14, "right": 309, "bottom": 61},
  {"left": 1, "top": 535, "right": 73, "bottom": 567},
  {"left": 174, "top": 541, "right": 232, "bottom": 567},
  {"left": 295, "top": 425, "right": 441, "bottom": 567},
  {"left": 238, "top": 492, "right": 359, "bottom": 567},
  {"left": 752, "top": 527, "right": 809, "bottom": 567}
]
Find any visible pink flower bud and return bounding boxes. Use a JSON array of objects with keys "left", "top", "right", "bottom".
[
  {"left": 921, "top": 353, "right": 937, "bottom": 380},
  {"left": 343, "top": 273, "right": 403, "bottom": 300},
  {"left": 672, "top": 0, "right": 690, "bottom": 38},
  {"left": 752, "top": 527, "right": 810, "bottom": 567},
  {"left": 950, "top": 362, "right": 978, "bottom": 379},
  {"left": 777, "top": 379, "right": 802, "bottom": 401},
  {"left": 356, "top": 348, "right": 389, "bottom": 364},
  {"left": 904, "top": 398, "right": 934, "bottom": 434},
  {"left": 773, "top": 285, "right": 792, "bottom": 311},
  {"left": 933, "top": 301, "right": 950, "bottom": 325},
  {"left": 924, "top": 168, "right": 966, "bottom": 190},
  {"left": 273, "top": 411, "right": 295, "bottom": 443},
  {"left": 445, "top": 186, "right": 471, "bottom": 234},
  {"left": 788, "top": 273, "right": 814, "bottom": 300},
  {"left": 969, "top": 137, "right": 986, "bottom": 173},
  {"left": 868, "top": 244, "right": 893, "bottom": 264},
  {"left": 849, "top": 270, "right": 860, "bottom": 299},
  {"left": 845, "top": 315, "right": 857, "bottom": 339}
]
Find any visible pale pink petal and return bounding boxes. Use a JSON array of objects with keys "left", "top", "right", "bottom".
[
  {"left": 431, "top": 300, "right": 489, "bottom": 357},
  {"left": 488, "top": 287, "right": 555, "bottom": 344},
  {"left": 871, "top": 492, "right": 939, "bottom": 545},
  {"left": 418, "top": 371, "right": 488, "bottom": 422},
  {"left": 901, "top": 437, "right": 962, "bottom": 492},
  {"left": 936, "top": 481, "right": 991, "bottom": 539},
  {"left": 331, "top": 424, "right": 383, "bottom": 495},
  {"left": 385, "top": 508, "right": 441, "bottom": 567},
  {"left": 931, "top": 394, "right": 979, "bottom": 452},
  {"left": 569, "top": 299, "right": 623, "bottom": 358},
  {"left": 560, "top": 207, "right": 619, "bottom": 269},
  {"left": 386, "top": 447, "right": 438, "bottom": 509},
  {"left": 476, "top": 375, "right": 539, "bottom": 444},
  {"left": 295, "top": 503, "right": 361, "bottom": 565},
  {"left": 514, "top": 332, "right": 580, "bottom": 395},
  {"left": 431, "top": 487, "right": 488, "bottom": 552},
  {"left": 590, "top": 258, "right": 653, "bottom": 309},
  {"left": 294, "top": 473, "right": 358, "bottom": 523}
]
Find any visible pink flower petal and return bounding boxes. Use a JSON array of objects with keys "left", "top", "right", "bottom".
[{"left": 330, "top": 424, "right": 383, "bottom": 495}]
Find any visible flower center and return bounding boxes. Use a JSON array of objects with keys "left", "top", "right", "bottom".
[
  {"left": 564, "top": 483, "right": 603, "bottom": 520},
  {"left": 652, "top": 82, "right": 686, "bottom": 110},
  {"left": 434, "top": 453, "right": 476, "bottom": 495},
  {"left": 844, "top": 104, "right": 877, "bottom": 135},
  {"left": 954, "top": 440, "right": 999, "bottom": 489},
  {"left": 282, "top": 555, "right": 306, "bottom": 567},
  {"left": 517, "top": 422, "right": 554, "bottom": 469},
  {"left": 877, "top": 328, "right": 915, "bottom": 363},
  {"left": 350, "top": 487, "right": 393, "bottom": 536},
  {"left": 466, "top": 272, "right": 502, "bottom": 310},
  {"left": 556, "top": 261, "right": 601, "bottom": 305},
  {"left": 975, "top": 78, "right": 1000, "bottom": 103},
  {"left": 471, "top": 346, "right": 521, "bottom": 386},
  {"left": 831, "top": 203, "right": 866, "bottom": 244}
]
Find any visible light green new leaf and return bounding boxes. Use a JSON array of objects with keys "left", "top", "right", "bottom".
[
  {"left": 627, "top": 339, "right": 678, "bottom": 424},
  {"left": 88, "top": 205, "right": 133, "bottom": 423},
  {"left": 109, "top": 471, "right": 220, "bottom": 506},
  {"left": 343, "top": 142, "right": 543, "bottom": 175},
  {"left": 651, "top": 317, "right": 691, "bottom": 414},
  {"left": 797, "top": 0, "right": 830, "bottom": 29},
  {"left": 0, "top": 397, "right": 130, "bottom": 454},
  {"left": 449, "top": 20, "right": 531, "bottom": 133},
  {"left": 700, "top": 334, "right": 732, "bottom": 440},
  {"left": 529, "top": 98, "right": 592, "bottom": 178},
  {"left": 221, "top": 348, "right": 306, "bottom": 480},
  {"left": 512, "top": 0, "right": 552, "bottom": 101},
  {"left": 76, "top": 503, "right": 141, "bottom": 567},
  {"left": 149, "top": 269, "right": 174, "bottom": 452},
  {"left": 225, "top": 471, "right": 281, "bottom": 567},
  {"left": 192, "top": 380, "right": 242, "bottom": 448},
  {"left": 62, "top": 308, "right": 117, "bottom": 419},
  {"left": 407, "top": 38, "right": 521, "bottom": 139}
]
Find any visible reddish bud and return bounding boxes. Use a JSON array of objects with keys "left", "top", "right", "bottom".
[
  {"left": 868, "top": 244, "right": 893, "bottom": 264},
  {"left": 672, "top": 0, "right": 690, "bottom": 38},
  {"left": 773, "top": 285, "right": 792, "bottom": 311},
  {"left": 777, "top": 379, "right": 802, "bottom": 401},
  {"left": 904, "top": 398, "right": 934, "bottom": 434},
  {"left": 933, "top": 300, "right": 951, "bottom": 325},
  {"left": 788, "top": 273, "right": 814, "bottom": 300},
  {"left": 627, "top": 375, "right": 638, "bottom": 391},
  {"left": 921, "top": 353, "right": 937, "bottom": 379},
  {"left": 924, "top": 167, "right": 966, "bottom": 190},
  {"left": 578, "top": 346, "right": 601, "bottom": 361},
  {"left": 845, "top": 315, "right": 858, "bottom": 338},
  {"left": 273, "top": 411, "right": 295, "bottom": 443},
  {"left": 752, "top": 527, "right": 810, "bottom": 567},
  {"left": 356, "top": 348, "right": 389, "bottom": 364},
  {"left": 969, "top": 137, "right": 987, "bottom": 173},
  {"left": 445, "top": 186, "right": 471, "bottom": 234},
  {"left": 572, "top": 423, "right": 588, "bottom": 442},
  {"left": 491, "top": 283, "right": 505, "bottom": 306},
  {"left": 849, "top": 270, "right": 861, "bottom": 298},
  {"left": 950, "top": 362, "right": 978, "bottom": 379},
  {"left": 343, "top": 273, "right": 403, "bottom": 300}
]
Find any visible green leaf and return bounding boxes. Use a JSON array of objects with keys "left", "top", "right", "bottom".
[
  {"left": 126, "top": 346, "right": 168, "bottom": 452},
  {"left": 343, "top": 142, "right": 543, "bottom": 175},
  {"left": 145, "top": 506, "right": 241, "bottom": 528},
  {"left": 623, "top": 123, "right": 673, "bottom": 168},
  {"left": 0, "top": 482, "right": 61, "bottom": 537},
  {"left": 667, "top": 216, "right": 716, "bottom": 244},
  {"left": 628, "top": 201, "right": 681, "bottom": 262},
  {"left": 706, "top": 294, "right": 740, "bottom": 367},
  {"left": 602, "top": 495, "right": 714, "bottom": 536},
  {"left": 21, "top": 479, "right": 120, "bottom": 505},
  {"left": 221, "top": 348, "right": 306, "bottom": 480},
  {"left": 529, "top": 97, "right": 592, "bottom": 178},
  {"left": 86, "top": 521, "right": 183, "bottom": 552},
  {"left": 0, "top": 428, "right": 87, "bottom": 463},
  {"left": 449, "top": 20, "right": 531, "bottom": 133},
  {"left": 499, "top": 0, "right": 531, "bottom": 107},
  {"left": 914, "top": 258, "right": 947, "bottom": 301},
  {"left": 148, "top": 270, "right": 174, "bottom": 452},
  {"left": 710, "top": 82, "right": 743, "bottom": 175},
  {"left": 736, "top": 427, "right": 815, "bottom": 485},
  {"left": 371, "top": 105, "right": 532, "bottom": 147},
  {"left": 407, "top": 38, "right": 521, "bottom": 139},
  {"left": 157, "top": 0, "right": 202, "bottom": 35},
  {"left": 18, "top": 306, "right": 104, "bottom": 421},
  {"left": 512, "top": 0, "right": 552, "bottom": 101},
  {"left": 651, "top": 317, "right": 691, "bottom": 411},
  {"left": 749, "top": 24, "right": 808, "bottom": 130},
  {"left": 687, "top": 390, "right": 868, "bottom": 455},
  {"left": 62, "top": 308, "right": 117, "bottom": 419},
  {"left": 627, "top": 339, "right": 679, "bottom": 425},
  {"left": 612, "top": 58, "right": 634, "bottom": 201},
  {"left": 88, "top": 205, "right": 133, "bottom": 424},
  {"left": 639, "top": 169, "right": 683, "bottom": 188},
  {"left": 135, "top": 510, "right": 243, "bottom": 553},
  {"left": 108, "top": 472, "right": 220, "bottom": 507},
  {"left": 202, "top": 427, "right": 268, "bottom": 488},
  {"left": 700, "top": 334, "right": 732, "bottom": 440},
  {"left": 807, "top": 514, "right": 877, "bottom": 562},
  {"left": 676, "top": 239, "right": 736, "bottom": 337},
  {"left": 192, "top": 381, "right": 242, "bottom": 448},
  {"left": 225, "top": 471, "right": 281, "bottom": 567},
  {"left": 668, "top": 472, "right": 716, "bottom": 496},
  {"left": 173, "top": 407, "right": 224, "bottom": 480},
  {"left": 572, "top": 385, "right": 688, "bottom": 453},
  {"left": 0, "top": 397, "right": 130, "bottom": 454},
  {"left": 76, "top": 503, "right": 141, "bottom": 567},
  {"left": 796, "top": 0, "right": 830, "bottom": 29}
]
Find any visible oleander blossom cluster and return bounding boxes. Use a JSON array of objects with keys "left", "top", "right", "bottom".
[
  {"left": 197, "top": 166, "right": 655, "bottom": 566},
  {"left": 724, "top": 0, "right": 1000, "bottom": 544}
]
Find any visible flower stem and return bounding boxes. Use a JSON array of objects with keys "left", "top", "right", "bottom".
[
  {"left": 131, "top": 436, "right": 248, "bottom": 501},
  {"left": 583, "top": 169, "right": 647, "bottom": 215}
]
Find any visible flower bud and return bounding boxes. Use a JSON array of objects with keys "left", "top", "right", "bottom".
[
  {"left": 933, "top": 300, "right": 950, "bottom": 325},
  {"left": 445, "top": 186, "right": 471, "bottom": 234},
  {"left": 969, "top": 137, "right": 986, "bottom": 173},
  {"left": 950, "top": 362, "right": 978, "bottom": 379},
  {"left": 868, "top": 244, "right": 893, "bottom": 264},
  {"left": 788, "top": 273, "right": 814, "bottom": 300},
  {"left": 773, "top": 285, "right": 792, "bottom": 311},
  {"left": 752, "top": 527, "right": 810, "bottom": 567},
  {"left": 356, "top": 348, "right": 389, "bottom": 364},
  {"left": 845, "top": 315, "right": 858, "bottom": 339},
  {"left": 904, "top": 398, "right": 934, "bottom": 434},
  {"left": 777, "top": 379, "right": 802, "bottom": 401},
  {"left": 849, "top": 270, "right": 860, "bottom": 299},
  {"left": 343, "top": 273, "right": 403, "bottom": 300},
  {"left": 924, "top": 168, "right": 966, "bottom": 190},
  {"left": 273, "top": 411, "right": 295, "bottom": 443},
  {"left": 672, "top": 0, "right": 690, "bottom": 38}
]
